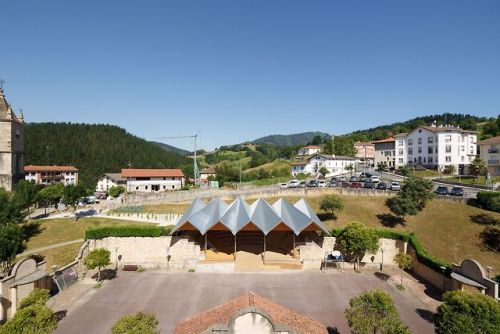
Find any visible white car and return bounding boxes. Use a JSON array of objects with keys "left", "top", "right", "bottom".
[
  {"left": 279, "top": 183, "right": 288, "bottom": 189},
  {"left": 288, "top": 180, "right": 300, "bottom": 188},
  {"left": 317, "top": 180, "right": 327, "bottom": 188},
  {"left": 390, "top": 181, "right": 401, "bottom": 191},
  {"left": 370, "top": 175, "right": 380, "bottom": 183}
]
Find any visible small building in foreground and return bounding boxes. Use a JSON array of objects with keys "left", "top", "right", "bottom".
[
  {"left": 24, "top": 165, "right": 78, "bottom": 186},
  {"left": 174, "top": 291, "right": 328, "bottom": 334},
  {"left": 95, "top": 173, "right": 126, "bottom": 192},
  {"left": 122, "top": 168, "right": 185, "bottom": 192}
]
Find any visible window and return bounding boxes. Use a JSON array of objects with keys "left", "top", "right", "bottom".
[
  {"left": 418, "top": 138, "right": 422, "bottom": 144},
  {"left": 398, "top": 158, "right": 403, "bottom": 163},
  {"left": 445, "top": 135, "right": 451, "bottom": 143},
  {"left": 398, "top": 140, "right": 404, "bottom": 145},
  {"left": 408, "top": 148, "right": 413, "bottom": 155},
  {"left": 163, "top": 185, "right": 166, "bottom": 189},
  {"left": 461, "top": 156, "right": 464, "bottom": 162},
  {"left": 428, "top": 147, "right": 433, "bottom": 154},
  {"left": 461, "top": 146, "right": 464, "bottom": 152},
  {"left": 398, "top": 149, "right": 403, "bottom": 155},
  {"left": 428, "top": 137, "right": 433, "bottom": 143},
  {"left": 445, "top": 156, "right": 451, "bottom": 162},
  {"left": 135, "top": 186, "right": 139, "bottom": 190},
  {"left": 408, "top": 139, "right": 413, "bottom": 145},
  {"left": 445, "top": 145, "right": 451, "bottom": 153},
  {"left": 428, "top": 157, "right": 433, "bottom": 163},
  {"left": 418, "top": 147, "right": 422, "bottom": 153},
  {"left": 172, "top": 185, "right": 175, "bottom": 189},
  {"left": 145, "top": 186, "right": 148, "bottom": 190}
]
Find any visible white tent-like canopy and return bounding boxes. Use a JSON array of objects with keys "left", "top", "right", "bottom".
[{"left": 173, "top": 197, "right": 329, "bottom": 236}]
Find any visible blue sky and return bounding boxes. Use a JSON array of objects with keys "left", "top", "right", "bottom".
[{"left": 1, "top": 1, "right": 499, "bottom": 150}]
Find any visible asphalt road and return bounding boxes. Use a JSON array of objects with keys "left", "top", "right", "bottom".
[{"left": 55, "top": 272, "right": 435, "bottom": 334}]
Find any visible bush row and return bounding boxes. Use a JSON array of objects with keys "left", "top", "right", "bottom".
[
  {"left": 476, "top": 191, "right": 500, "bottom": 213},
  {"left": 85, "top": 225, "right": 171, "bottom": 240},
  {"left": 330, "top": 226, "right": 451, "bottom": 275}
]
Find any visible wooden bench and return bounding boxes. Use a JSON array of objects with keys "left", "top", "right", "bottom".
[{"left": 122, "top": 265, "right": 139, "bottom": 272}]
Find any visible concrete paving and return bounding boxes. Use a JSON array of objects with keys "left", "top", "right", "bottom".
[{"left": 54, "top": 271, "right": 435, "bottom": 334}]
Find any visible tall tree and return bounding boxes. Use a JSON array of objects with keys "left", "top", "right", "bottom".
[
  {"left": 36, "top": 183, "right": 64, "bottom": 214},
  {"left": 84, "top": 248, "right": 111, "bottom": 283},
  {"left": 345, "top": 289, "right": 410, "bottom": 334},
  {"left": 337, "top": 223, "right": 379, "bottom": 270},
  {"left": 469, "top": 158, "right": 486, "bottom": 178},
  {"left": 63, "top": 184, "right": 87, "bottom": 212},
  {"left": 334, "top": 136, "right": 356, "bottom": 157},
  {"left": 0, "top": 189, "right": 26, "bottom": 275},
  {"left": 311, "top": 135, "right": 323, "bottom": 145},
  {"left": 13, "top": 180, "right": 39, "bottom": 218},
  {"left": 323, "top": 137, "right": 334, "bottom": 155},
  {"left": 387, "top": 176, "right": 434, "bottom": 222}
]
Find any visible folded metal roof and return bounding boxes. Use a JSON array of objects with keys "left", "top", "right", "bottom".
[{"left": 174, "top": 197, "right": 330, "bottom": 236}]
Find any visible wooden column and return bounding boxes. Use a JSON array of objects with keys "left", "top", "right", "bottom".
[
  {"left": 263, "top": 234, "right": 266, "bottom": 263},
  {"left": 293, "top": 233, "right": 296, "bottom": 258},
  {"left": 204, "top": 233, "right": 207, "bottom": 257},
  {"left": 234, "top": 234, "right": 237, "bottom": 260}
]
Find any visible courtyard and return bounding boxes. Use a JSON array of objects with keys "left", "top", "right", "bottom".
[{"left": 54, "top": 271, "right": 435, "bottom": 333}]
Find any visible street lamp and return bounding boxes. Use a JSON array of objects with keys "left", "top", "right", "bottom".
[
  {"left": 440, "top": 266, "right": 446, "bottom": 294},
  {"left": 486, "top": 266, "right": 492, "bottom": 279},
  {"left": 115, "top": 247, "right": 118, "bottom": 276},
  {"left": 380, "top": 247, "right": 385, "bottom": 272},
  {"left": 166, "top": 246, "right": 171, "bottom": 271}
]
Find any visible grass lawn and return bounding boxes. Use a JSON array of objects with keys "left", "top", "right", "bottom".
[
  {"left": 35, "top": 242, "right": 84, "bottom": 270},
  {"left": 142, "top": 192, "right": 500, "bottom": 275},
  {"left": 409, "top": 169, "right": 444, "bottom": 178},
  {"left": 447, "top": 175, "right": 500, "bottom": 186}
]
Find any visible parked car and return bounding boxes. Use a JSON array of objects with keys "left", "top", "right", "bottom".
[
  {"left": 390, "top": 181, "right": 401, "bottom": 191},
  {"left": 359, "top": 175, "right": 368, "bottom": 183},
  {"left": 288, "top": 180, "right": 300, "bottom": 188},
  {"left": 350, "top": 182, "right": 362, "bottom": 189},
  {"left": 434, "top": 186, "right": 449, "bottom": 195},
  {"left": 307, "top": 180, "right": 318, "bottom": 187},
  {"left": 377, "top": 182, "right": 387, "bottom": 190},
  {"left": 349, "top": 176, "right": 358, "bottom": 182},
  {"left": 329, "top": 180, "right": 338, "bottom": 187},
  {"left": 370, "top": 175, "right": 380, "bottom": 183},
  {"left": 341, "top": 181, "right": 351, "bottom": 188},
  {"left": 279, "top": 183, "right": 288, "bottom": 189},
  {"left": 339, "top": 176, "right": 347, "bottom": 182},
  {"left": 317, "top": 180, "right": 327, "bottom": 188},
  {"left": 450, "top": 187, "right": 464, "bottom": 196},
  {"left": 363, "top": 181, "right": 375, "bottom": 189},
  {"left": 298, "top": 181, "right": 307, "bottom": 188}
]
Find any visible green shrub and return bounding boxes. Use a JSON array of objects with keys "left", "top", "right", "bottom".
[
  {"left": 476, "top": 191, "right": 500, "bottom": 212},
  {"left": 112, "top": 312, "right": 159, "bottom": 334},
  {"left": 85, "top": 225, "right": 170, "bottom": 240},
  {"left": 18, "top": 288, "right": 50, "bottom": 310}
]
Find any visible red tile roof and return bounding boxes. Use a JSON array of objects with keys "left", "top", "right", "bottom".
[
  {"left": 303, "top": 145, "right": 320, "bottom": 149},
  {"left": 24, "top": 165, "right": 78, "bottom": 172},
  {"left": 121, "top": 168, "right": 184, "bottom": 178},
  {"left": 174, "top": 292, "right": 327, "bottom": 334},
  {"left": 372, "top": 137, "right": 395, "bottom": 144},
  {"left": 478, "top": 136, "right": 500, "bottom": 145}
]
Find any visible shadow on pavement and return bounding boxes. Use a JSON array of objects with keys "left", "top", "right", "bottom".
[
  {"left": 91, "top": 269, "right": 117, "bottom": 281},
  {"left": 374, "top": 271, "right": 391, "bottom": 281},
  {"left": 416, "top": 308, "right": 435, "bottom": 324},
  {"left": 55, "top": 310, "right": 67, "bottom": 322},
  {"left": 327, "top": 326, "right": 340, "bottom": 334}
]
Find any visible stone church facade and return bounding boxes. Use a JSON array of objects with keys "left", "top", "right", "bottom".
[{"left": 0, "top": 88, "right": 24, "bottom": 191}]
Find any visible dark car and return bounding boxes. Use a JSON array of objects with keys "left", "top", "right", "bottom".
[
  {"left": 341, "top": 181, "right": 351, "bottom": 188},
  {"left": 450, "top": 187, "right": 464, "bottom": 196},
  {"left": 349, "top": 176, "right": 358, "bottom": 182},
  {"left": 377, "top": 182, "right": 387, "bottom": 190},
  {"left": 363, "top": 181, "right": 375, "bottom": 189},
  {"left": 307, "top": 180, "right": 318, "bottom": 187},
  {"left": 350, "top": 182, "right": 362, "bottom": 189},
  {"left": 434, "top": 186, "right": 449, "bottom": 195},
  {"left": 328, "top": 180, "right": 337, "bottom": 187}
]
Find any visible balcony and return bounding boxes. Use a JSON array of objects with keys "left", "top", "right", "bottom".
[
  {"left": 487, "top": 159, "right": 500, "bottom": 165},
  {"left": 488, "top": 148, "right": 499, "bottom": 153}
]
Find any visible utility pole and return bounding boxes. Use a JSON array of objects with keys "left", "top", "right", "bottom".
[{"left": 155, "top": 134, "right": 199, "bottom": 185}]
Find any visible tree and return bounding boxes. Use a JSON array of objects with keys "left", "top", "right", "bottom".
[
  {"left": 112, "top": 312, "right": 159, "bottom": 334},
  {"left": 345, "top": 164, "right": 355, "bottom": 176},
  {"left": 443, "top": 164, "right": 456, "bottom": 175},
  {"left": 345, "top": 289, "right": 410, "bottom": 334},
  {"left": 469, "top": 158, "right": 486, "bottom": 178},
  {"left": 393, "top": 252, "right": 412, "bottom": 287},
  {"left": 337, "top": 223, "right": 379, "bottom": 270},
  {"left": 0, "top": 289, "right": 57, "bottom": 334},
  {"left": 320, "top": 195, "right": 343, "bottom": 219},
  {"left": 323, "top": 137, "right": 334, "bottom": 155},
  {"left": 397, "top": 166, "right": 411, "bottom": 178},
  {"left": 36, "top": 184, "right": 64, "bottom": 214},
  {"left": 376, "top": 162, "right": 388, "bottom": 172},
  {"left": 334, "top": 136, "right": 356, "bottom": 157},
  {"left": 318, "top": 167, "right": 329, "bottom": 177},
  {"left": 387, "top": 177, "right": 434, "bottom": 221},
  {"left": 435, "top": 290, "right": 500, "bottom": 334},
  {"left": 63, "top": 183, "right": 87, "bottom": 212},
  {"left": 0, "top": 189, "right": 26, "bottom": 275},
  {"left": 84, "top": 248, "right": 111, "bottom": 283},
  {"left": 13, "top": 180, "right": 39, "bottom": 218},
  {"left": 109, "top": 186, "right": 125, "bottom": 198},
  {"left": 311, "top": 135, "right": 323, "bottom": 146}
]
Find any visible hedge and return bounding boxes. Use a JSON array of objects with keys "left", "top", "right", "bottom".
[
  {"left": 476, "top": 191, "right": 500, "bottom": 213},
  {"left": 330, "top": 226, "right": 451, "bottom": 275},
  {"left": 85, "top": 225, "right": 171, "bottom": 240}
]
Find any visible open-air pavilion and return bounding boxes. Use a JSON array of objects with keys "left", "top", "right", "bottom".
[{"left": 173, "top": 197, "right": 330, "bottom": 264}]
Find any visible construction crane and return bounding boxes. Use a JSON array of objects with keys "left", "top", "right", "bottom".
[{"left": 154, "top": 134, "right": 199, "bottom": 184}]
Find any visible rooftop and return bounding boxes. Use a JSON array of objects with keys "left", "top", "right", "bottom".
[
  {"left": 477, "top": 136, "right": 500, "bottom": 145},
  {"left": 24, "top": 165, "right": 78, "bottom": 172},
  {"left": 121, "top": 168, "right": 184, "bottom": 178},
  {"left": 372, "top": 137, "right": 395, "bottom": 144}
]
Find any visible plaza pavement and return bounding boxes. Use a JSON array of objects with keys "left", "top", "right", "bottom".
[{"left": 54, "top": 271, "right": 435, "bottom": 334}]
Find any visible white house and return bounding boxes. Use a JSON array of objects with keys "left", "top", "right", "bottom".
[
  {"left": 122, "top": 168, "right": 185, "bottom": 192},
  {"left": 403, "top": 124, "right": 477, "bottom": 174},
  {"left": 297, "top": 145, "right": 321, "bottom": 156},
  {"left": 199, "top": 166, "right": 217, "bottom": 182},
  {"left": 291, "top": 154, "right": 355, "bottom": 178},
  {"left": 24, "top": 165, "right": 78, "bottom": 186},
  {"left": 96, "top": 173, "right": 126, "bottom": 192}
]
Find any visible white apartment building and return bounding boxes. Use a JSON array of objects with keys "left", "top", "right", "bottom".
[
  {"left": 404, "top": 124, "right": 477, "bottom": 174},
  {"left": 96, "top": 173, "right": 126, "bottom": 192},
  {"left": 122, "top": 168, "right": 185, "bottom": 192},
  {"left": 373, "top": 137, "right": 396, "bottom": 169},
  {"left": 291, "top": 154, "right": 355, "bottom": 178},
  {"left": 297, "top": 145, "right": 321, "bottom": 156},
  {"left": 24, "top": 165, "right": 78, "bottom": 186}
]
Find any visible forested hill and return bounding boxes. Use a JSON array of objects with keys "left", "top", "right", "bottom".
[
  {"left": 151, "top": 141, "right": 190, "bottom": 156},
  {"left": 24, "top": 123, "right": 190, "bottom": 188},
  {"left": 345, "top": 113, "right": 491, "bottom": 141},
  {"left": 252, "top": 131, "right": 329, "bottom": 146}
]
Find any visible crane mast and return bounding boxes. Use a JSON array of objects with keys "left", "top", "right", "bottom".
[{"left": 155, "top": 134, "right": 199, "bottom": 185}]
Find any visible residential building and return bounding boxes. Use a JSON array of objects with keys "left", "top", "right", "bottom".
[
  {"left": 291, "top": 154, "right": 355, "bottom": 177},
  {"left": 122, "top": 168, "right": 185, "bottom": 192},
  {"left": 297, "top": 145, "right": 321, "bottom": 156},
  {"left": 478, "top": 136, "right": 500, "bottom": 176},
  {"left": 354, "top": 141, "right": 375, "bottom": 165},
  {"left": 394, "top": 133, "right": 408, "bottom": 168},
  {"left": 373, "top": 137, "right": 396, "bottom": 169},
  {"left": 404, "top": 124, "right": 477, "bottom": 174},
  {"left": 96, "top": 173, "right": 126, "bottom": 192},
  {"left": 199, "top": 166, "right": 217, "bottom": 182},
  {"left": 0, "top": 88, "right": 24, "bottom": 191},
  {"left": 24, "top": 165, "right": 78, "bottom": 186}
]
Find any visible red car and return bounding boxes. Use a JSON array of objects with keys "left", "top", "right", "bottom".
[{"left": 350, "top": 182, "right": 362, "bottom": 189}]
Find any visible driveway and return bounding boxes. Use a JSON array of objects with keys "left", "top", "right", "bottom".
[{"left": 55, "top": 271, "right": 435, "bottom": 334}]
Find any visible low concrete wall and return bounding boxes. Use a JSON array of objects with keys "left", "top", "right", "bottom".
[
  {"left": 300, "top": 237, "right": 336, "bottom": 270},
  {"left": 88, "top": 236, "right": 200, "bottom": 271},
  {"left": 407, "top": 244, "right": 452, "bottom": 292}
]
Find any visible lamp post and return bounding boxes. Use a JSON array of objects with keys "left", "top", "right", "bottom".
[
  {"left": 440, "top": 266, "right": 446, "bottom": 294},
  {"left": 380, "top": 247, "right": 385, "bottom": 272},
  {"left": 486, "top": 266, "right": 492, "bottom": 279},
  {"left": 166, "top": 246, "right": 171, "bottom": 272},
  {"left": 115, "top": 247, "right": 118, "bottom": 276}
]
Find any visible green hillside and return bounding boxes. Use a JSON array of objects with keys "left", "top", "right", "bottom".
[
  {"left": 252, "top": 131, "right": 329, "bottom": 146},
  {"left": 24, "top": 123, "right": 190, "bottom": 188},
  {"left": 151, "top": 141, "right": 190, "bottom": 156}
]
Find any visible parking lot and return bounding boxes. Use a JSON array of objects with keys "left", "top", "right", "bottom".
[{"left": 54, "top": 271, "right": 435, "bottom": 334}]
